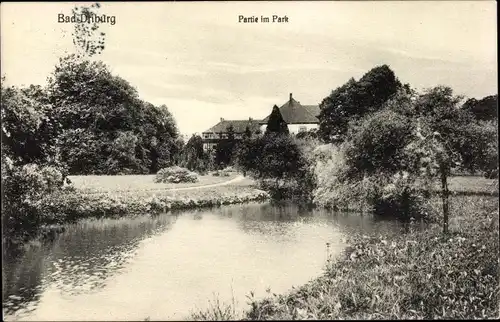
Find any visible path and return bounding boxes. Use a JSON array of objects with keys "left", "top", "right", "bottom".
[{"left": 165, "top": 175, "right": 245, "bottom": 191}]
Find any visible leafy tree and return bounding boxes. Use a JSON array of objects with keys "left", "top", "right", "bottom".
[
  {"left": 180, "top": 135, "right": 210, "bottom": 173},
  {"left": 215, "top": 125, "right": 237, "bottom": 168},
  {"left": 1, "top": 80, "right": 56, "bottom": 166},
  {"left": 235, "top": 126, "right": 254, "bottom": 176},
  {"left": 45, "top": 56, "right": 181, "bottom": 174},
  {"left": 462, "top": 94, "right": 498, "bottom": 122},
  {"left": 344, "top": 109, "right": 415, "bottom": 179},
  {"left": 265, "top": 105, "right": 289, "bottom": 135},
  {"left": 71, "top": 2, "right": 106, "bottom": 58},
  {"left": 319, "top": 65, "right": 401, "bottom": 143}
]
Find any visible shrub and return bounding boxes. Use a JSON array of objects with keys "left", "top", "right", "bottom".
[
  {"left": 154, "top": 166, "right": 198, "bottom": 183},
  {"left": 368, "top": 172, "right": 431, "bottom": 221},
  {"left": 2, "top": 161, "right": 67, "bottom": 245},
  {"left": 211, "top": 166, "right": 235, "bottom": 177}
]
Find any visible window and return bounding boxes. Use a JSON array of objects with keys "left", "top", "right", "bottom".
[
  {"left": 204, "top": 134, "right": 209, "bottom": 139},
  {"left": 299, "top": 126, "right": 307, "bottom": 133}
]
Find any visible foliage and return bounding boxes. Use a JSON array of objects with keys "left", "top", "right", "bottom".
[
  {"left": 1, "top": 160, "right": 69, "bottom": 246},
  {"left": 462, "top": 94, "right": 498, "bottom": 122},
  {"left": 211, "top": 167, "right": 235, "bottom": 177},
  {"left": 45, "top": 56, "right": 181, "bottom": 174},
  {"left": 295, "top": 128, "right": 318, "bottom": 140},
  {"left": 234, "top": 126, "right": 255, "bottom": 176},
  {"left": 265, "top": 105, "right": 289, "bottom": 135},
  {"left": 311, "top": 144, "right": 354, "bottom": 209},
  {"left": 343, "top": 109, "right": 416, "bottom": 178},
  {"left": 25, "top": 183, "right": 270, "bottom": 226},
  {"left": 180, "top": 134, "right": 212, "bottom": 173},
  {"left": 1, "top": 81, "right": 57, "bottom": 166},
  {"left": 71, "top": 3, "right": 106, "bottom": 58},
  {"left": 319, "top": 65, "right": 402, "bottom": 143},
  {"left": 154, "top": 166, "right": 198, "bottom": 184},
  {"left": 234, "top": 132, "right": 314, "bottom": 202},
  {"left": 215, "top": 125, "right": 237, "bottom": 168},
  {"left": 190, "top": 294, "right": 239, "bottom": 321}
]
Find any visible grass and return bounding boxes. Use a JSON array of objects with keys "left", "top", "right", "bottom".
[
  {"left": 190, "top": 176, "right": 500, "bottom": 320},
  {"left": 69, "top": 173, "right": 240, "bottom": 194},
  {"left": 446, "top": 175, "right": 499, "bottom": 196},
  {"left": 190, "top": 293, "right": 240, "bottom": 321},
  {"left": 33, "top": 179, "right": 270, "bottom": 228}
]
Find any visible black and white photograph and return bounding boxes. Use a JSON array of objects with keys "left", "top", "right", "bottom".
[{"left": 1, "top": 1, "right": 498, "bottom": 320}]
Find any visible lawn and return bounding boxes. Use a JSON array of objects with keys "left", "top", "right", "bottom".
[
  {"left": 69, "top": 173, "right": 241, "bottom": 194},
  {"left": 446, "top": 175, "right": 499, "bottom": 195}
]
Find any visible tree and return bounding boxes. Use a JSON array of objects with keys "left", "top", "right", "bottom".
[
  {"left": 71, "top": 3, "right": 106, "bottom": 58},
  {"left": 407, "top": 86, "right": 494, "bottom": 232},
  {"left": 215, "top": 125, "right": 237, "bottom": 167},
  {"left": 1, "top": 80, "right": 55, "bottom": 166},
  {"left": 265, "top": 105, "right": 289, "bottom": 135},
  {"left": 45, "top": 56, "right": 181, "bottom": 174},
  {"left": 344, "top": 109, "right": 415, "bottom": 179},
  {"left": 319, "top": 65, "right": 401, "bottom": 143},
  {"left": 235, "top": 126, "right": 253, "bottom": 176},
  {"left": 462, "top": 94, "right": 498, "bottom": 122},
  {"left": 180, "top": 135, "right": 210, "bottom": 173}
]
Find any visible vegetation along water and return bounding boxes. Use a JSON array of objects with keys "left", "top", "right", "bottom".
[{"left": 2, "top": 2, "right": 498, "bottom": 320}]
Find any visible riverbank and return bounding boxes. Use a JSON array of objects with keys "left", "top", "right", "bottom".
[
  {"left": 12, "top": 176, "right": 269, "bottom": 246},
  {"left": 191, "top": 192, "right": 499, "bottom": 320}
]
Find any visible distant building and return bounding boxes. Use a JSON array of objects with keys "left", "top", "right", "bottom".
[
  {"left": 201, "top": 118, "right": 261, "bottom": 151},
  {"left": 201, "top": 93, "right": 320, "bottom": 151},
  {"left": 260, "top": 93, "right": 320, "bottom": 134}
]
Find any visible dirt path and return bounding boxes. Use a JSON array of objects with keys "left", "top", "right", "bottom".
[{"left": 164, "top": 175, "right": 245, "bottom": 191}]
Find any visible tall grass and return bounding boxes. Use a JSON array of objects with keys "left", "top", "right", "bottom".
[{"left": 190, "top": 293, "right": 241, "bottom": 321}]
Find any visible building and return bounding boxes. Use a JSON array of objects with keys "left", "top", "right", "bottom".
[
  {"left": 201, "top": 118, "right": 261, "bottom": 151},
  {"left": 260, "top": 93, "right": 320, "bottom": 134},
  {"left": 201, "top": 93, "right": 320, "bottom": 151}
]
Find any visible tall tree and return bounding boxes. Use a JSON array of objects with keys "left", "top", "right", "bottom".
[
  {"left": 215, "top": 125, "right": 237, "bottom": 167},
  {"left": 46, "top": 57, "right": 180, "bottom": 174},
  {"left": 1, "top": 80, "right": 55, "bottom": 166},
  {"left": 265, "top": 105, "right": 289, "bottom": 135},
  {"left": 235, "top": 126, "right": 253, "bottom": 176},
  {"left": 404, "top": 86, "right": 494, "bottom": 232},
  {"left": 71, "top": 2, "right": 106, "bottom": 58},
  {"left": 180, "top": 135, "right": 209, "bottom": 172},
  {"left": 462, "top": 94, "right": 498, "bottom": 122},
  {"left": 319, "top": 65, "right": 401, "bottom": 143}
]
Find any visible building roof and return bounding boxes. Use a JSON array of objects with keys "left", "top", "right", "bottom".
[
  {"left": 260, "top": 94, "right": 320, "bottom": 124},
  {"left": 202, "top": 119, "right": 262, "bottom": 134}
]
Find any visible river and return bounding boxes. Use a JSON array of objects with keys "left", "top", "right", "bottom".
[{"left": 2, "top": 202, "right": 404, "bottom": 321}]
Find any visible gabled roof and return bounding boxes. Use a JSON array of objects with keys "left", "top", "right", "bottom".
[
  {"left": 260, "top": 95, "right": 320, "bottom": 124},
  {"left": 202, "top": 119, "right": 262, "bottom": 134}
]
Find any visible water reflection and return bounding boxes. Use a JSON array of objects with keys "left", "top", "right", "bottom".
[
  {"left": 3, "top": 202, "right": 404, "bottom": 321},
  {"left": 3, "top": 214, "right": 177, "bottom": 319}
]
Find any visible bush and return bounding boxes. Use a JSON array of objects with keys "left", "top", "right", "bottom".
[
  {"left": 368, "top": 172, "right": 431, "bottom": 221},
  {"left": 2, "top": 161, "right": 67, "bottom": 245},
  {"left": 154, "top": 166, "right": 198, "bottom": 183},
  {"left": 211, "top": 166, "right": 235, "bottom": 177}
]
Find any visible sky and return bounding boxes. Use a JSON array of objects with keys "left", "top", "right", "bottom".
[{"left": 1, "top": 1, "right": 497, "bottom": 136}]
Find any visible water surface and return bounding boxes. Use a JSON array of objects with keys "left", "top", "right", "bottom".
[{"left": 3, "top": 202, "right": 403, "bottom": 321}]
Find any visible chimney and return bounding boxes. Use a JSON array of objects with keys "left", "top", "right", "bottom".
[
  {"left": 289, "top": 93, "right": 293, "bottom": 101},
  {"left": 249, "top": 117, "right": 253, "bottom": 122},
  {"left": 220, "top": 117, "right": 224, "bottom": 122}
]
